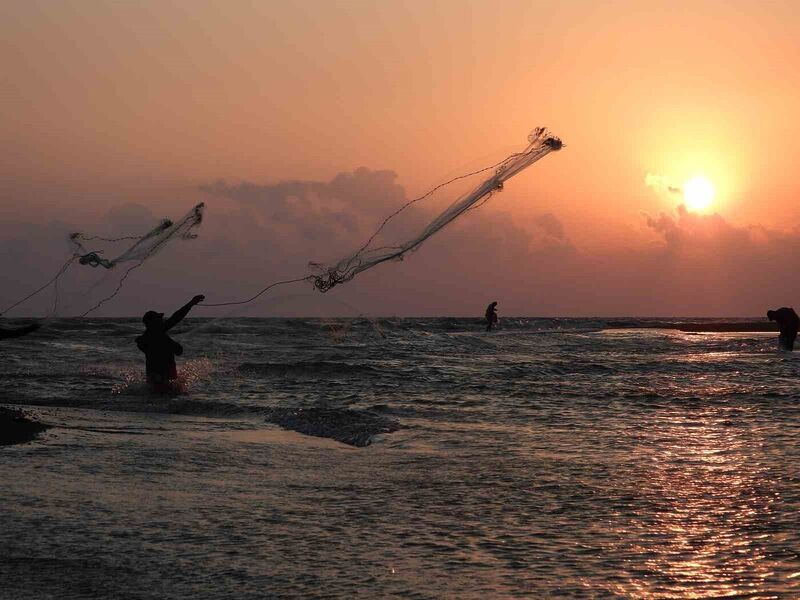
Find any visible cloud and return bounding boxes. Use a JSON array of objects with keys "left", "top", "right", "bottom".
[
  {"left": 199, "top": 169, "right": 421, "bottom": 266},
  {"left": 645, "top": 173, "right": 681, "bottom": 194},
  {"left": 194, "top": 170, "right": 583, "bottom": 316},
  {"left": 630, "top": 203, "right": 800, "bottom": 314},
  {"left": 645, "top": 204, "right": 777, "bottom": 254},
  {"left": 4, "top": 168, "right": 800, "bottom": 317},
  {"left": 533, "top": 213, "right": 568, "bottom": 242}
]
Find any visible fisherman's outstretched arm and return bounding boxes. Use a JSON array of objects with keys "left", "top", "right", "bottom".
[
  {"left": 164, "top": 295, "right": 205, "bottom": 331},
  {"left": 0, "top": 323, "right": 40, "bottom": 341}
]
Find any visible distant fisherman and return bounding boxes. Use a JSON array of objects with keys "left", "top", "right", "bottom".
[
  {"left": 767, "top": 307, "right": 800, "bottom": 351},
  {"left": 136, "top": 295, "right": 204, "bottom": 391},
  {"left": 0, "top": 322, "right": 40, "bottom": 341},
  {"left": 485, "top": 301, "right": 499, "bottom": 332}
]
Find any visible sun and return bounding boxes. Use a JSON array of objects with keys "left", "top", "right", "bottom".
[{"left": 683, "top": 176, "right": 715, "bottom": 211}]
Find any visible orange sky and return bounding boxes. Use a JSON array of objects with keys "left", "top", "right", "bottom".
[{"left": 2, "top": 1, "right": 800, "bottom": 316}]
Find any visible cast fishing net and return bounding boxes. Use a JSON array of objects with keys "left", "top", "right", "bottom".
[
  {"left": 1, "top": 203, "right": 205, "bottom": 318},
  {"left": 203, "top": 128, "right": 562, "bottom": 307}
]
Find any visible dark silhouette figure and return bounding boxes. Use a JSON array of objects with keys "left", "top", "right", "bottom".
[
  {"left": 136, "top": 295, "right": 204, "bottom": 390},
  {"left": 485, "top": 301, "right": 498, "bottom": 331},
  {"left": 767, "top": 307, "right": 800, "bottom": 351},
  {"left": 0, "top": 322, "right": 40, "bottom": 341}
]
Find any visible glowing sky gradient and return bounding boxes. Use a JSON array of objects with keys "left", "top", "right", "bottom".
[{"left": 2, "top": 1, "right": 800, "bottom": 317}]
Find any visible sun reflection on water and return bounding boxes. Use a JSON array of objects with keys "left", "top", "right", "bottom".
[{"left": 611, "top": 406, "right": 788, "bottom": 598}]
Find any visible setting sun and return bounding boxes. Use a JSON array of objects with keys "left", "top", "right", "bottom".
[{"left": 683, "top": 176, "right": 715, "bottom": 211}]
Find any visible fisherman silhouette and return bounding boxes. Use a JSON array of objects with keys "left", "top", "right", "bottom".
[
  {"left": 0, "top": 322, "right": 40, "bottom": 341},
  {"left": 136, "top": 295, "right": 204, "bottom": 391},
  {"left": 767, "top": 307, "right": 800, "bottom": 351},
  {"left": 485, "top": 301, "right": 499, "bottom": 332}
]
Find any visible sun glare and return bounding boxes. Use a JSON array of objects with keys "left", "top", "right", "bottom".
[{"left": 683, "top": 176, "right": 715, "bottom": 211}]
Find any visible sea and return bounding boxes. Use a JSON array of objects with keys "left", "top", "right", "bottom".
[{"left": 1, "top": 317, "right": 799, "bottom": 599}]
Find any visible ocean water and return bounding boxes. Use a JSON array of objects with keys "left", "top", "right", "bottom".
[{"left": 1, "top": 317, "right": 799, "bottom": 599}]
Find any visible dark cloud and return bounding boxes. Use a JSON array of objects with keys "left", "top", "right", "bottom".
[
  {"left": 4, "top": 170, "right": 800, "bottom": 317},
  {"left": 193, "top": 170, "right": 577, "bottom": 315},
  {"left": 200, "top": 168, "right": 407, "bottom": 242},
  {"left": 534, "top": 213, "right": 565, "bottom": 240},
  {"left": 646, "top": 204, "right": 788, "bottom": 257},
  {"left": 645, "top": 173, "right": 682, "bottom": 195}
]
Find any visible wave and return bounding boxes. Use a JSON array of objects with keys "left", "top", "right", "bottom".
[
  {"left": 5, "top": 315, "right": 779, "bottom": 335},
  {"left": 239, "top": 361, "right": 380, "bottom": 377},
  {"left": 604, "top": 319, "right": 778, "bottom": 332}
]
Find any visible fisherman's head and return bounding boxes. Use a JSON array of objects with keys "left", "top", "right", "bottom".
[
  {"left": 767, "top": 310, "right": 777, "bottom": 321},
  {"left": 142, "top": 310, "right": 164, "bottom": 330}
]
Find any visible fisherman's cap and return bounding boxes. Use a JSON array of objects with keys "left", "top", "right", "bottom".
[{"left": 142, "top": 310, "right": 164, "bottom": 324}]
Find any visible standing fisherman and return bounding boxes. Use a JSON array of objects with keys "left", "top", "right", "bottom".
[
  {"left": 136, "top": 295, "right": 204, "bottom": 391},
  {"left": 485, "top": 301, "right": 499, "bottom": 332},
  {"left": 767, "top": 307, "right": 800, "bottom": 351}
]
